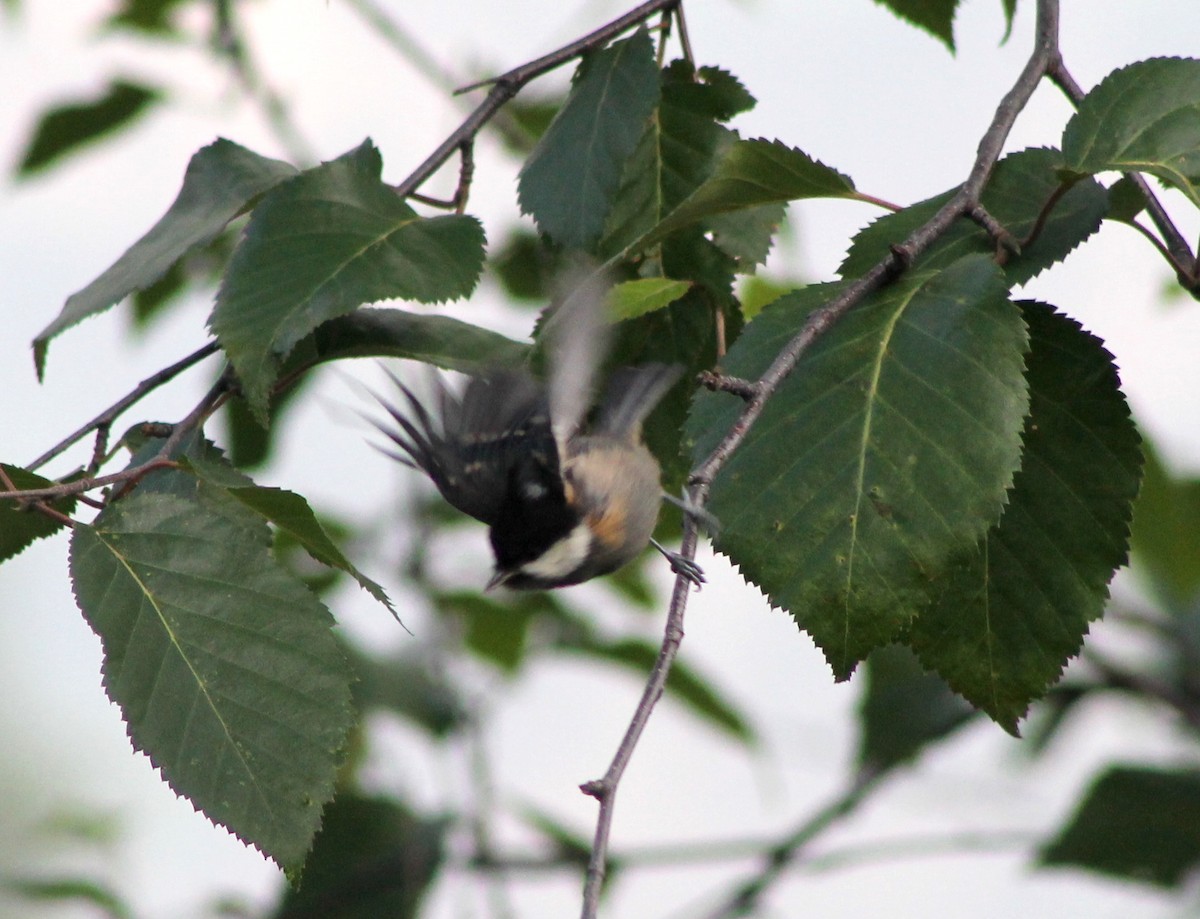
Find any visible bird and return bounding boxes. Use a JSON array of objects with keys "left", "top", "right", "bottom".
[{"left": 375, "top": 277, "right": 703, "bottom": 590}]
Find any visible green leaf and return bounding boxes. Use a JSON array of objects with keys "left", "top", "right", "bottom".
[
  {"left": 1129, "top": 438, "right": 1200, "bottom": 608},
  {"left": 631, "top": 139, "right": 856, "bottom": 254},
  {"left": 607, "top": 277, "right": 691, "bottom": 320},
  {"left": 33, "top": 139, "right": 297, "bottom": 378},
  {"left": 288, "top": 307, "right": 530, "bottom": 373},
  {"left": 600, "top": 61, "right": 753, "bottom": 258},
  {"left": 871, "top": 0, "right": 959, "bottom": 51},
  {"left": 210, "top": 140, "right": 486, "bottom": 420},
  {"left": 69, "top": 489, "right": 353, "bottom": 871},
  {"left": 0, "top": 464, "right": 77, "bottom": 563},
  {"left": 909, "top": 303, "right": 1142, "bottom": 732},
  {"left": 1062, "top": 58, "right": 1200, "bottom": 207},
  {"left": 856, "top": 644, "right": 975, "bottom": 776},
  {"left": 349, "top": 650, "right": 467, "bottom": 737},
  {"left": 1040, "top": 765, "right": 1200, "bottom": 887},
  {"left": 434, "top": 591, "right": 546, "bottom": 673},
  {"left": 17, "top": 78, "right": 161, "bottom": 177},
  {"left": 104, "top": 0, "right": 189, "bottom": 35},
  {"left": 272, "top": 794, "right": 445, "bottom": 919},
  {"left": 1105, "top": 175, "right": 1148, "bottom": 223},
  {"left": 224, "top": 485, "right": 395, "bottom": 616},
  {"left": 708, "top": 203, "right": 787, "bottom": 268},
  {"left": 686, "top": 256, "right": 1029, "bottom": 678},
  {"left": 840, "top": 148, "right": 1108, "bottom": 286},
  {"left": 5, "top": 877, "right": 133, "bottom": 919},
  {"left": 517, "top": 29, "right": 660, "bottom": 250}
]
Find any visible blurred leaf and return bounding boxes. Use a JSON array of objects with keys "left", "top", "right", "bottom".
[
  {"left": 909, "top": 303, "right": 1142, "bottom": 733},
  {"left": 1062, "top": 57, "right": 1200, "bottom": 208},
  {"left": 1040, "top": 765, "right": 1200, "bottom": 887},
  {"left": 34, "top": 138, "right": 297, "bottom": 377},
  {"left": 560, "top": 634, "right": 756, "bottom": 743},
  {"left": 871, "top": 0, "right": 959, "bottom": 51},
  {"left": 516, "top": 803, "right": 591, "bottom": 864},
  {"left": 434, "top": 590, "right": 555, "bottom": 673},
  {"left": 273, "top": 794, "right": 445, "bottom": 919},
  {"left": 687, "top": 256, "right": 1029, "bottom": 678},
  {"left": 518, "top": 29, "right": 660, "bottom": 250},
  {"left": 841, "top": 148, "right": 1108, "bottom": 285},
  {"left": 607, "top": 277, "right": 692, "bottom": 320},
  {"left": 224, "top": 382, "right": 306, "bottom": 469},
  {"left": 5, "top": 877, "right": 132, "bottom": 919},
  {"left": 69, "top": 488, "right": 354, "bottom": 872},
  {"left": 210, "top": 140, "right": 486, "bottom": 420},
  {"left": 490, "top": 228, "right": 565, "bottom": 302},
  {"left": 1129, "top": 437, "right": 1200, "bottom": 608},
  {"left": 738, "top": 275, "right": 794, "bottom": 321},
  {"left": 856, "top": 644, "right": 975, "bottom": 775},
  {"left": 0, "top": 464, "right": 77, "bottom": 563},
  {"left": 349, "top": 650, "right": 467, "bottom": 737},
  {"left": 104, "top": 0, "right": 191, "bottom": 34},
  {"left": 17, "top": 78, "right": 162, "bottom": 177}
]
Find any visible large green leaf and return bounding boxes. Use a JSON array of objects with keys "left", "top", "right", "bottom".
[
  {"left": 606, "top": 277, "right": 691, "bottom": 320},
  {"left": 69, "top": 489, "right": 354, "bottom": 872},
  {"left": 33, "top": 139, "right": 297, "bottom": 377},
  {"left": 517, "top": 29, "right": 660, "bottom": 250},
  {"left": 1040, "top": 765, "right": 1200, "bottom": 887},
  {"left": 0, "top": 464, "right": 77, "bottom": 564},
  {"left": 17, "top": 78, "right": 161, "bottom": 177},
  {"left": 210, "top": 140, "right": 485, "bottom": 420},
  {"left": 908, "top": 302, "right": 1142, "bottom": 732},
  {"left": 686, "top": 255, "right": 1029, "bottom": 678},
  {"left": 600, "top": 61, "right": 754, "bottom": 258},
  {"left": 840, "top": 148, "right": 1108, "bottom": 285},
  {"left": 1062, "top": 57, "right": 1200, "bottom": 208},
  {"left": 630, "top": 138, "right": 856, "bottom": 255}
]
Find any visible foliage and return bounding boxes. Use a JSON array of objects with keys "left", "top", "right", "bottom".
[{"left": 5, "top": 0, "right": 1200, "bottom": 916}]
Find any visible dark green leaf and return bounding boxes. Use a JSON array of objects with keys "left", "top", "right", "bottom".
[
  {"left": 272, "top": 794, "right": 445, "bottom": 919},
  {"left": 631, "top": 139, "right": 855, "bottom": 255},
  {"left": 69, "top": 489, "right": 354, "bottom": 871},
  {"left": 856, "top": 644, "right": 975, "bottom": 775},
  {"left": 840, "top": 148, "right": 1108, "bottom": 286},
  {"left": 1105, "top": 176, "right": 1147, "bottom": 223},
  {"left": 225, "top": 485, "right": 395, "bottom": 616},
  {"left": 909, "top": 303, "right": 1142, "bottom": 732},
  {"left": 686, "top": 256, "right": 1029, "bottom": 678},
  {"left": 1129, "top": 437, "right": 1200, "bottom": 608},
  {"left": 600, "top": 60, "right": 748, "bottom": 258},
  {"left": 489, "top": 228, "right": 565, "bottom": 302},
  {"left": 434, "top": 591, "right": 550, "bottom": 673},
  {"left": 34, "top": 139, "right": 297, "bottom": 378},
  {"left": 1062, "top": 58, "right": 1200, "bottom": 207},
  {"left": 104, "top": 0, "right": 189, "bottom": 34},
  {"left": 708, "top": 203, "right": 787, "bottom": 268},
  {"left": 210, "top": 140, "right": 486, "bottom": 420},
  {"left": 288, "top": 307, "right": 530, "bottom": 374},
  {"left": 607, "top": 277, "right": 691, "bottom": 320},
  {"left": 1040, "top": 765, "right": 1200, "bottom": 887},
  {"left": 0, "top": 464, "right": 76, "bottom": 563},
  {"left": 871, "top": 0, "right": 959, "bottom": 51},
  {"left": 17, "top": 79, "right": 162, "bottom": 177},
  {"left": 518, "top": 29, "right": 660, "bottom": 250},
  {"left": 1001, "top": 0, "right": 1018, "bottom": 42}
]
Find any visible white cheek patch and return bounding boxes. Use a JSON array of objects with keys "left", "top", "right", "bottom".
[{"left": 518, "top": 522, "right": 592, "bottom": 581}]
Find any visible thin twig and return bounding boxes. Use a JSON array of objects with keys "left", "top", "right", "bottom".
[
  {"left": 580, "top": 2, "right": 1070, "bottom": 915},
  {"left": 26, "top": 342, "right": 221, "bottom": 473},
  {"left": 393, "top": 0, "right": 680, "bottom": 200}
]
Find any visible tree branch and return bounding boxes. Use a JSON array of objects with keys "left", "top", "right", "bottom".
[
  {"left": 580, "top": 1, "right": 1073, "bottom": 914},
  {"left": 392, "top": 0, "right": 680, "bottom": 200}
]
